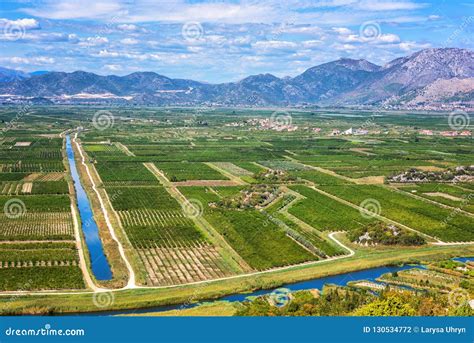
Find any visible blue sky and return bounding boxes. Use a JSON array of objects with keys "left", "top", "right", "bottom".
[{"left": 0, "top": 0, "right": 472, "bottom": 82}]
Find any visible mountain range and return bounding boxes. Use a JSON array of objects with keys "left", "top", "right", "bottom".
[{"left": 1, "top": 48, "right": 473, "bottom": 109}]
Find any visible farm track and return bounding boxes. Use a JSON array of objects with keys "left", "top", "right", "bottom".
[
  {"left": 0, "top": 232, "right": 357, "bottom": 297},
  {"left": 115, "top": 142, "right": 135, "bottom": 157}
]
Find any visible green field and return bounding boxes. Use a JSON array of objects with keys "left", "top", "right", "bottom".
[
  {"left": 180, "top": 186, "right": 317, "bottom": 270},
  {"left": 319, "top": 184, "right": 474, "bottom": 242},
  {"left": 288, "top": 185, "right": 378, "bottom": 232},
  {"left": 0, "top": 106, "right": 472, "bottom": 299}
]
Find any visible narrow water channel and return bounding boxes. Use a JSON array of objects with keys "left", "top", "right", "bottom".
[{"left": 66, "top": 135, "right": 112, "bottom": 281}]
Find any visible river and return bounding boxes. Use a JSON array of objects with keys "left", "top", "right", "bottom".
[
  {"left": 75, "top": 258, "right": 471, "bottom": 316},
  {"left": 66, "top": 135, "right": 112, "bottom": 281}
]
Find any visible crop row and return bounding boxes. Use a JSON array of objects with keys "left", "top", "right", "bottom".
[
  {"left": 0, "top": 267, "right": 84, "bottom": 292},
  {"left": 157, "top": 162, "right": 227, "bottom": 181},
  {"left": 0, "top": 181, "right": 68, "bottom": 195},
  {"left": 137, "top": 242, "right": 232, "bottom": 286},
  {"left": 95, "top": 162, "right": 157, "bottom": 183},
  {"left": 107, "top": 186, "right": 181, "bottom": 211},
  {"left": 0, "top": 212, "right": 74, "bottom": 240},
  {"left": 0, "top": 162, "right": 64, "bottom": 173}
]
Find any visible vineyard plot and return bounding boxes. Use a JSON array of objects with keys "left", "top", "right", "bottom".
[{"left": 106, "top": 186, "right": 235, "bottom": 286}]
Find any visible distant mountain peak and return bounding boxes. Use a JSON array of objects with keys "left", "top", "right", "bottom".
[
  {"left": 335, "top": 58, "right": 381, "bottom": 72},
  {"left": 0, "top": 48, "right": 472, "bottom": 110},
  {"left": 239, "top": 73, "right": 280, "bottom": 83},
  {"left": 0, "top": 67, "right": 30, "bottom": 82}
]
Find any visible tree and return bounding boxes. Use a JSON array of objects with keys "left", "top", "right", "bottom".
[{"left": 353, "top": 295, "right": 416, "bottom": 316}]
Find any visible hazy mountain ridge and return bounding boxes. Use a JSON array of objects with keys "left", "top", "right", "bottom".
[{"left": 1, "top": 48, "right": 472, "bottom": 109}]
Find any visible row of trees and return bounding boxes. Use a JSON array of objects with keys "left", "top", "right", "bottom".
[{"left": 235, "top": 286, "right": 473, "bottom": 316}]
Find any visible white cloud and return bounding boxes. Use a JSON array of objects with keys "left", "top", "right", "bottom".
[
  {"left": 229, "top": 36, "right": 252, "bottom": 45},
  {"left": 79, "top": 36, "right": 109, "bottom": 46},
  {"left": 105, "top": 64, "right": 121, "bottom": 71},
  {"left": 253, "top": 40, "right": 298, "bottom": 50},
  {"left": 376, "top": 33, "right": 400, "bottom": 43},
  {"left": 332, "top": 27, "right": 352, "bottom": 35},
  {"left": 0, "top": 18, "right": 40, "bottom": 30},
  {"left": 96, "top": 49, "right": 120, "bottom": 58},
  {"left": 428, "top": 15, "right": 441, "bottom": 21},
  {"left": 117, "top": 24, "right": 139, "bottom": 31},
  {"left": 120, "top": 38, "right": 138, "bottom": 45},
  {"left": 275, "top": 25, "right": 322, "bottom": 35},
  {"left": 0, "top": 31, "right": 75, "bottom": 42},
  {"left": 22, "top": 0, "right": 124, "bottom": 20},
  {"left": 355, "top": 0, "right": 427, "bottom": 11},
  {"left": 397, "top": 41, "right": 431, "bottom": 51},
  {"left": 337, "top": 31, "right": 400, "bottom": 44},
  {"left": 301, "top": 40, "right": 323, "bottom": 48},
  {"left": 332, "top": 43, "right": 357, "bottom": 51},
  {"left": 1, "top": 56, "right": 55, "bottom": 64}
]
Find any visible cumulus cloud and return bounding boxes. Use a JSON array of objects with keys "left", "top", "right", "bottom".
[
  {"left": 397, "top": 41, "right": 431, "bottom": 51},
  {"left": 117, "top": 24, "right": 139, "bottom": 32},
  {"left": 105, "top": 64, "right": 121, "bottom": 71},
  {"left": 0, "top": 18, "right": 40, "bottom": 30},
  {"left": 22, "top": 0, "right": 124, "bottom": 20},
  {"left": 1, "top": 56, "right": 55, "bottom": 64},
  {"left": 301, "top": 40, "right": 323, "bottom": 48},
  {"left": 332, "top": 27, "right": 352, "bottom": 35},
  {"left": 3, "top": 0, "right": 460, "bottom": 82},
  {"left": 120, "top": 38, "right": 139, "bottom": 45},
  {"left": 253, "top": 40, "right": 298, "bottom": 50},
  {"left": 79, "top": 36, "right": 109, "bottom": 46},
  {"left": 331, "top": 43, "right": 357, "bottom": 51},
  {"left": 0, "top": 31, "right": 77, "bottom": 42},
  {"left": 355, "top": 0, "right": 427, "bottom": 11}
]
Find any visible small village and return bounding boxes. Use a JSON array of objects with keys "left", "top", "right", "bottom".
[{"left": 226, "top": 118, "right": 472, "bottom": 137}]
